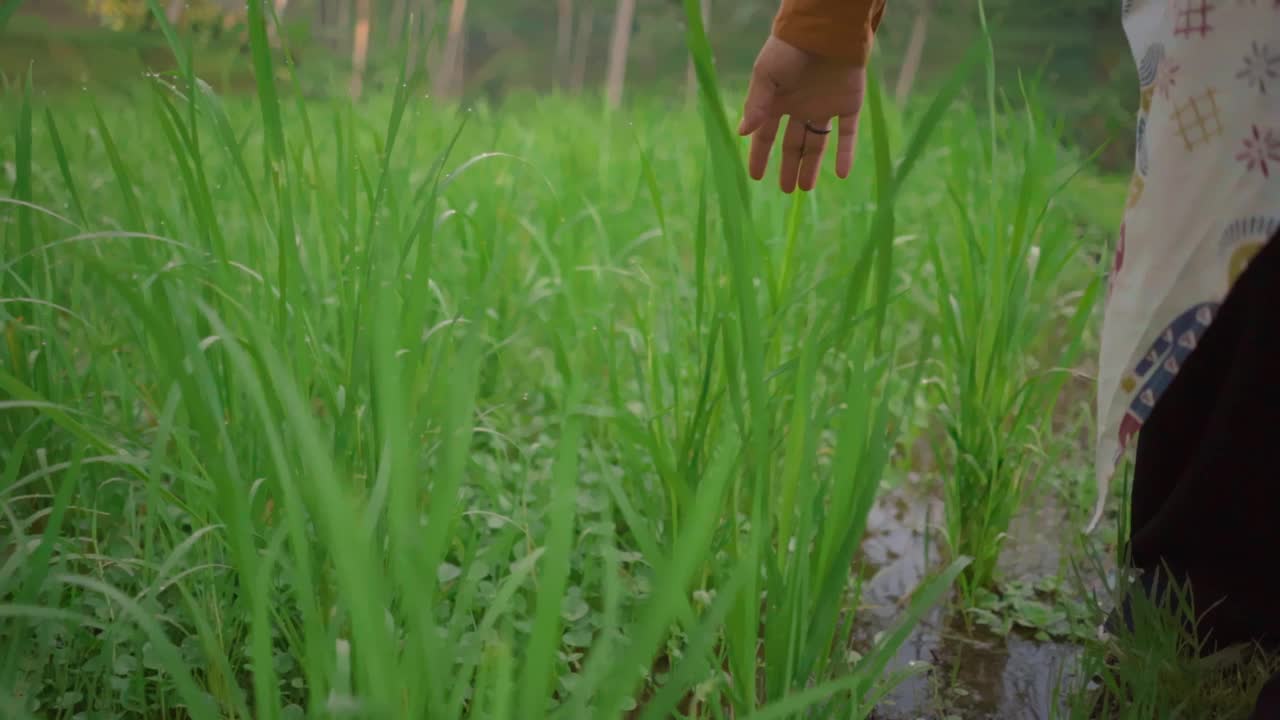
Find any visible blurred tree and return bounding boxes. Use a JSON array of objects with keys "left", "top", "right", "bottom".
[
  {"left": 350, "top": 0, "right": 371, "bottom": 97},
  {"left": 408, "top": 0, "right": 439, "bottom": 84},
  {"left": 684, "top": 0, "right": 709, "bottom": 102},
  {"left": 58, "top": 0, "right": 1134, "bottom": 164},
  {"left": 569, "top": 1, "right": 593, "bottom": 93},
  {"left": 269, "top": 0, "right": 287, "bottom": 41},
  {"left": 893, "top": 0, "right": 930, "bottom": 105},
  {"left": 604, "top": 0, "right": 635, "bottom": 108},
  {"left": 336, "top": 0, "right": 350, "bottom": 53},
  {"left": 88, "top": 0, "right": 234, "bottom": 29},
  {"left": 389, "top": 0, "right": 405, "bottom": 42},
  {"left": 435, "top": 0, "right": 467, "bottom": 97},
  {"left": 555, "top": 0, "right": 573, "bottom": 89}
]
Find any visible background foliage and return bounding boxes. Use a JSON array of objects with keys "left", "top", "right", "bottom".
[{"left": 5, "top": 0, "right": 1138, "bottom": 168}]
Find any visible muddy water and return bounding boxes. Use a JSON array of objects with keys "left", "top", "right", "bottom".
[{"left": 856, "top": 477, "right": 1088, "bottom": 720}]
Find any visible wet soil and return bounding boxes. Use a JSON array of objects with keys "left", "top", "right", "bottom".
[{"left": 856, "top": 475, "right": 1107, "bottom": 720}]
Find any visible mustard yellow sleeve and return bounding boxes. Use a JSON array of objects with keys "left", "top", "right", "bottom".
[{"left": 772, "top": 0, "right": 887, "bottom": 65}]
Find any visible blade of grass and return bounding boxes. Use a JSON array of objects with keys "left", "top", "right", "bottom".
[
  {"left": 89, "top": 102, "right": 147, "bottom": 233},
  {"left": 516, "top": 383, "right": 584, "bottom": 714},
  {"left": 55, "top": 574, "right": 220, "bottom": 720},
  {"left": 243, "top": 0, "right": 295, "bottom": 327},
  {"left": 0, "top": 444, "right": 82, "bottom": 683},
  {"left": 42, "top": 110, "right": 88, "bottom": 229},
  {"left": 11, "top": 74, "right": 33, "bottom": 292}
]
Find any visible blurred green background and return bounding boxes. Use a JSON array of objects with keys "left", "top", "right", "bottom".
[{"left": 4, "top": 0, "right": 1139, "bottom": 170}]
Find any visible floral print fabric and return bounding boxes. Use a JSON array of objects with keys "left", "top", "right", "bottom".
[{"left": 1092, "top": 0, "right": 1280, "bottom": 529}]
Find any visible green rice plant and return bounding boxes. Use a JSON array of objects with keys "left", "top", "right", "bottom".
[
  {"left": 0, "top": 1, "right": 1000, "bottom": 718},
  {"left": 918, "top": 5, "right": 1102, "bottom": 597}
]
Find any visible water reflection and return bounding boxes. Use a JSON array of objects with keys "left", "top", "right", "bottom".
[{"left": 856, "top": 479, "right": 1081, "bottom": 720}]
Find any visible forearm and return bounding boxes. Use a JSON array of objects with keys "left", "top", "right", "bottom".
[{"left": 772, "top": 0, "right": 886, "bottom": 65}]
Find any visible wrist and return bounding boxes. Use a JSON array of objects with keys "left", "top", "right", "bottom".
[
  {"left": 772, "top": 19, "right": 872, "bottom": 66},
  {"left": 771, "top": 0, "right": 883, "bottom": 66}
]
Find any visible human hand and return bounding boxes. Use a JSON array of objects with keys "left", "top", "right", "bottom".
[{"left": 738, "top": 35, "right": 867, "bottom": 193}]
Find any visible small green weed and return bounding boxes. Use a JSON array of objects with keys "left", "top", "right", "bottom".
[{"left": 966, "top": 576, "right": 1095, "bottom": 643}]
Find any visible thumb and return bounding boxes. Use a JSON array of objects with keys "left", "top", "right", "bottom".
[{"left": 738, "top": 68, "right": 777, "bottom": 136}]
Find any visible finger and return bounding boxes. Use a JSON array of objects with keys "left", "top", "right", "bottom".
[
  {"left": 835, "top": 113, "right": 860, "bottom": 179},
  {"left": 738, "top": 66, "right": 776, "bottom": 136},
  {"left": 748, "top": 116, "right": 781, "bottom": 181},
  {"left": 798, "top": 121, "right": 832, "bottom": 192},
  {"left": 778, "top": 117, "right": 806, "bottom": 194}
]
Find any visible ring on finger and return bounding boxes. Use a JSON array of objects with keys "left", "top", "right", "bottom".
[{"left": 804, "top": 121, "right": 832, "bottom": 136}]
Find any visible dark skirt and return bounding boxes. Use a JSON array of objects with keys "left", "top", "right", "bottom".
[{"left": 1128, "top": 229, "right": 1280, "bottom": 719}]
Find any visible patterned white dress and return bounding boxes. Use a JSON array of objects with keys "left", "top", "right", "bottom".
[{"left": 1092, "top": 0, "right": 1280, "bottom": 529}]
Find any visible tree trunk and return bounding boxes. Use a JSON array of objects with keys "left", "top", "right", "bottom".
[
  {"left": 165, "top": 0, "right": 184, "bottom": 26},
  {"left": 406, "top": 0, "right": 423, "bottom": 78},
  {"left": 268, "top": 0, "right": 289, "bottom": 43},
  {"left": 389, "top": 0, "right": 408, "bottom": 48},
  {"left": 350, "top": 0, "right": 372, "bottom": 99},
  {"left": 317, "top": 0, "right": 332, "bottom": 47},
  {"left": 555, "top": 0, "right": 574, "bottom": 90},
  {"left": 604, "top": 0, "right": 636, "bottom": 109},
  {"left": 893, "top": 0, "right": 932, "bottom": 107},
  {"left": 337, "top": 0, "right": 352, "bottom": 53},
  {"left": 436, "top": 0, "right": 469, "bottom": 98},
  {"left": 685, "top": 0, "right": 710, "bottom": 103},
  {"left": 405, "top": 0, "right": 437, "bottom": 79},
  {"left": 569, "top": 5, "right": 593, "bottom": 94}
]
